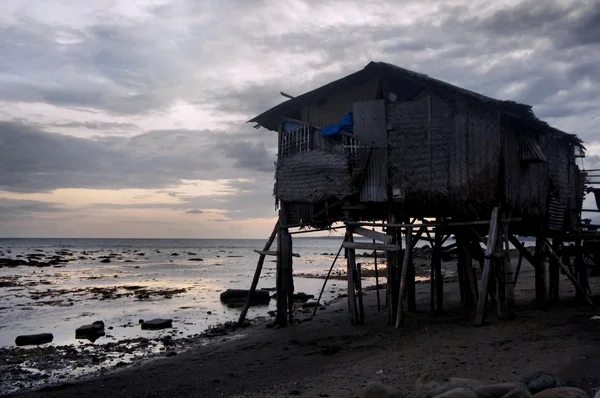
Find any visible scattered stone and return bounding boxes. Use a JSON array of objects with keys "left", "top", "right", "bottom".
[
  {"left": 474, "top": 383, "right": 529, "bottom": 398},
  {"left": 170, "top": 253, "right": 179, "bottom": 256},
  {"left": 141, "top": 318, "right": 173, "bottom": 330},
  {"left": 219, "top": 289, "right": 271, "bottom": 306},
  {"left": 433, "top": 387, "right": 477, "bottom": 397},
  {"left": 76, "top": 321, "right": 106, "bottom": 342},
  {"left": 363, "top": 381, "right": 403, "bottom": 398},
  {"left": 188, "top": 258, "right": 204, "bottom": 261},
  {"left": 136, "top": 253, "right": 145, "bottom": 256},
  {"left": 165, "top": 350, "right": 177, "bottom": 357},
  {"left": 531, "top": 387, "right": 587, "bottom": 398},
  {"left": 518, "top": 371, "right": 564, "bottom": 394},
  {"left": 15, "top": 333, "right": 54, "bottom": 346},
  {"left": 100, "top": 259, "right": 111, "bottom": 263}
]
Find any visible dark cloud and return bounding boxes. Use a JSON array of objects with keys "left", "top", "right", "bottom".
[
  {"left": 0, "top": 121, "right": 274, "bottom": 193},
  {"left": 0, "top": 197, "right": 68, "bottom": 221},
  {"left": 218, "top": 140, "right": 275, "bottom": 172},
  {"left": 184, "top": 209, "right": 203, "bottom": 214},
  {"left": 48, "top": 121, "right": 141, "bottom": 131}
]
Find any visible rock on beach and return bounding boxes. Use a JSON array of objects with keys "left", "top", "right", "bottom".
[{"left": 15, "top": 333, "right": 54, "bottom": 346}]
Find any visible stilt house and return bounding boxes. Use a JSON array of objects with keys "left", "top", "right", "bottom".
[{"left": 243, "top": 61, "right": 591, "bottom": 327}]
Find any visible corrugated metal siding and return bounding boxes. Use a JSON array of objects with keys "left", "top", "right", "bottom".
[
  {"left": 353, "top": 100, "right": 388, "bottom": 202},
  {"left": 301, "top": 78, "right": 378, "bottom": 129}
]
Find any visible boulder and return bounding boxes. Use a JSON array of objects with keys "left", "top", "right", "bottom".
[
  {"left": 427, "top": 378, "right": 485, "bottom": 397},
  {"left": 15, "top": 333, "right": 53, "bottom": 346},
  {"left": 518, "top": 371, "right": 564, "bottom": 394},
  {"left": 363, "top": 381, "right": 403, "bottom": 398},
  {"left": 474, "top": 383, "right": 530, "bottom": 398},
  {"left": 531, "top": 387, "right": 587, "bottom": 398},
  {"left": 219, "top": 289, "right": 271, "bottom": 306},
  {"left": 501, "top": 387, "right": 532, "bottom": 398},
  {"left": 76, "top": 321, "right": 105, "bottom": 342},
  {"left": 415, "top": 373, "right": 441, "bottom": 398},
  {"left": 141, "top": 318, "right": 173, "bottom": 330},
  {"left": 100, "top": 258, "right": 111, "bottom": 263}
]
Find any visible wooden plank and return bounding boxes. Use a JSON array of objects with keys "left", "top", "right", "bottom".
[
  {"left": 347, "top": 219, "right": 522, "bottom": 229},
  {"left": 253, "top": 249, "right": 300, "bottom": 258},
  {"left": 396, "top": 226, "right": 413, "bottom": 327},
  {"left": 475, "top": 207, "right": 499, "bottom": 326},
  {"left": 356, "top": 263, "right": 365, "bottom": 323},
  {"left": 352, "top": 226, "right": 393, "bottom": 243},
  {"left": 238, "top": 221, "right": 279, "bottom": 326},
  {"left": 544, "top": 238, "right": 594, "bottom": 306},
  {"left": 342, "top": 241, "right": 401, "bottom": 251}
]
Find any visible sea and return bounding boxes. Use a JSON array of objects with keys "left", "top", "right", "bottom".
[{"left": 0, "top": 236, "right": 380, "bottom": 348}]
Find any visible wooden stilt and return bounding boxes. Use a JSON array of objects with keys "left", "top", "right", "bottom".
[
  {"left": 396, "top": 226, "right": 413, "bottom": 327},
  {"left": 283, "top": 228, "right": 294, "bottom": 325},
  {"left": 475, "top": 207, "right": 499, "bottom": 326},
  {"left": 494, "top": 227, "right": 506, "bottom": 319},
  {"left": 346, "top": 226, "right": 358, "bottom": 325},
  {"left": 549, "top": 239, "right": 561, "bottom": 304},
  {"left": 386, "top": 216, "right": 400, "bottom": 325},
  {"left": 575, "top": 239, "right": 589, "bottom": 303},
  {"left": 238, "top": 221, "right": 279, "bottom": 326},
  {"left": 544, "top": 239, "right": 593, "bottom": 306},
  {"left": 313, "top": 236, "right": 347, "bottom": 316},
  {"left": 513, "top": 249, "right": 524, "bottom": 286},
  {"left": 457, "top": 243, "right": 466, "bottom": 306},
  {"left": 456, "top": 232, "right": 475, "bottom": 307},
  {"left": 275, "top": 218, "right": 288, "bottom": 326},
  {"left": 356, "top": 263, "right": 365, "bottom": 323},
  {"left": 372, "top": 230, "right": 381, "bottom": 312},
  {"left": 502, "top": 218, "right": 515, "bottom": 319},
  {"left": 534, "top": 236, "right": 547, "bottom": 309},
  {"left": 433, "top": 224, "right": 443, "bottom": 314}
]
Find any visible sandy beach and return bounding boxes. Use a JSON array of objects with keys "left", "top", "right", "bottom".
[{"left": 4, "top": 252, "right": 600, "bottom": 397}]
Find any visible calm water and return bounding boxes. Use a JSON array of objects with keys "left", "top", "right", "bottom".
[{"left": 0, "top": 237, "right": 376, "bottom": 347}]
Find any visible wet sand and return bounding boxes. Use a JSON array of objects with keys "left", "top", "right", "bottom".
[{"left": 7, "top": 261, "right": 600, "bottom": 398}]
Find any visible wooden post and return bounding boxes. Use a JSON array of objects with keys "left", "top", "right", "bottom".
[
  {"left": 544, "top": 239, "right": 593, "bottom": 306},
  {"left": 357, "top": 263, "right": 365, "bottom": 323},
  {"left": 396, "top": 226, "right": 413, "bottom": 327},
  {"left": 386, "top": 217, "right": 400, "bottom": 325},
  {"left": 575, "top": 239, "right": 588, "bottom": 303},
  {"left": 456, "top": 232, "right": 475, "bottom": 307},
  {"left": 433, "top": 225, "right": 443, "bottom": 314},
  {"left": 238, "top": 220, "right": 279, "bottom": 326},
  {"left": 282, "top": 228, "right": 294, "bottom": 324},
  {"left": 275, "top": 217, "right": 289, "bottom": 326},
  {"left": 475, "top": 207, "right": 499, "bottom": 326},
  {"left": 534, "top": 236, "right": 547, "bottom": 309},
  {"left": 313, "top": 236, "right": 347, "bottom": 316},
  {"left": 502, "top": 218, "right": 515, "bottom": 319},
  {"left": 346, "top": 226, "right": 358, "bottom": 325},
  {"left": 373, "top": 230, "right": 381, "bottom": 312},
  {"left": 549, "top": 239, "right": 561, "bottom": 304}
]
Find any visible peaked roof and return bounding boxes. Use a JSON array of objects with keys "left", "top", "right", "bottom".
[{"left": 249, "top": 61, "right": 582, "bottom": 147}]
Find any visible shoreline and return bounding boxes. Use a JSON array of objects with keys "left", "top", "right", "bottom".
[{"left": 6, "top": 265, "right": 600, "bottom": 398}]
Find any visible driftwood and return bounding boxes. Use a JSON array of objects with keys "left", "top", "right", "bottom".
[{"left": 475, "top": 207, "right": 499, "bottom": 326}]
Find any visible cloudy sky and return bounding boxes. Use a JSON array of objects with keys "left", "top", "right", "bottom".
[{"left": 0, "top": 0, "right": 598, "bottom": 238}]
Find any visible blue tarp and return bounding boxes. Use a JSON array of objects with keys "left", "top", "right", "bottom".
[{"left": 320, "top": 112, "right": 353, "bottom": 136}]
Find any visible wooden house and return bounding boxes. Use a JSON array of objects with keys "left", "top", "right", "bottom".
[{"left": 241, "top": 61, "right": 591, "bottom": 328}]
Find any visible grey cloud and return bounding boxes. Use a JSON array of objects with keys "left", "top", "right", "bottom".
[
  {"left": 218, "top": 140, "right": 275, "bottom": 173},
  {"left": 184, "top": 209, "right": 204, "bottom": 214},
  {"left": 0, "top": 121, "right": 273, "bottom": 193},
  {"left": 48, "top": 121, "right": 141, "bottom": 131},
  {"left": 0, "top": 197, "right": 68, "bottom": 221}
]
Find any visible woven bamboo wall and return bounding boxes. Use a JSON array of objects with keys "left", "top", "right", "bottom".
[{"left": 387, "top": 93, "right": 501, "bottom": 215}]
